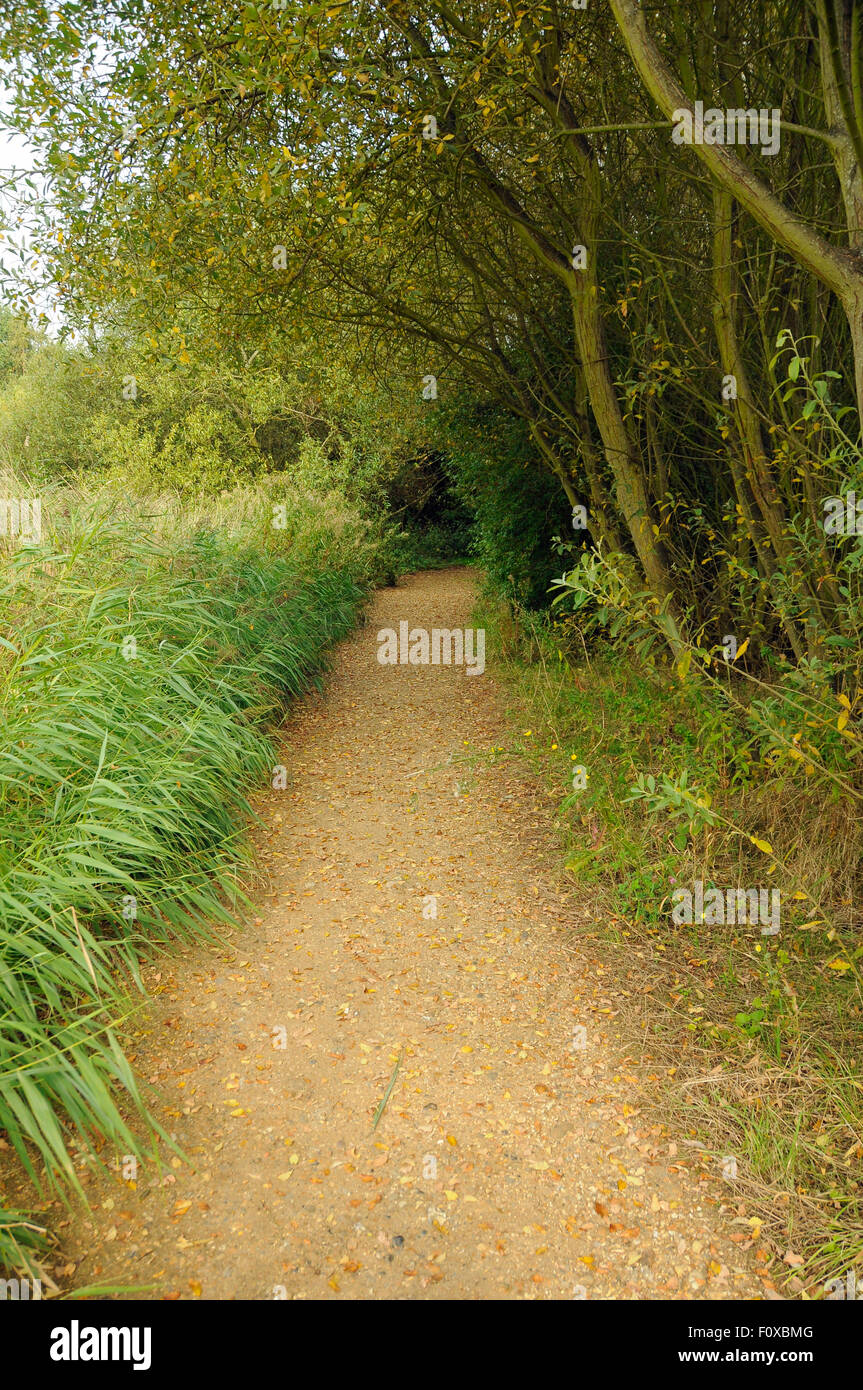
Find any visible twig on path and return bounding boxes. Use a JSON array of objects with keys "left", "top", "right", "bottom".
[{"left": 372, "top": 1047, "right": 404, "bottom": 1131}]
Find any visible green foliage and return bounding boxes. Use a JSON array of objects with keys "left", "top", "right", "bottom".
[
  {"left": 1, "top": 0, "right": 862, "bottom": 1293},
  {"left": 440, "top": 401, "right": 571, "bottom": 608},
  {"left": 0, "top": 481, "right": 383, "bottom": 1274},
  {"left": 0, "top": 336, "right": 104, "bottom": 474},
  {"left": 626, "top": 770, "right": 720, "bottom": 848},
  {"left": 0, "top": 320, "right": 421, "bottom": 514},
  {"left": 486, "top": 594, "right": 862, "bottom": 1280}
]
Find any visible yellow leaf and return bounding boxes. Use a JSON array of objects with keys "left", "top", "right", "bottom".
[
  {"left": 838, "top": 710, "right": 850, "bottom": 731},
  {"left": 750, "top": 836, "right": 773, "bottom": 854},
  {"left": 676, "top": 649, "right": 692, "bottom": 683},
  {"left": 733, "top": 636, "right": 750, "bottom": 661},
  {"left": 828, "top": 958, "right": 851, "bottom": 972},
  {"left": 838, "top": 693, "right": 851, "bottom": 709}
]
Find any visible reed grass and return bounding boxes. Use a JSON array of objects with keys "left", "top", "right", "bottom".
[{"left": 0, "top": 479, "right": 378, "bottom": 1273}]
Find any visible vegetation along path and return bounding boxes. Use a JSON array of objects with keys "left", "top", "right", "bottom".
[{"left": 62, "top": 569, "right": 763, "bottom": 1299}]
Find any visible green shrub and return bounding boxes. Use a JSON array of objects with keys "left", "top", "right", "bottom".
[{"left": 438, "top": 400, "right": 571, "bottom": 607}]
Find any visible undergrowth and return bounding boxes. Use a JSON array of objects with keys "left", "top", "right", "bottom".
[{"left": 482, "top": 596, "right": 863, "bottom": 1297}]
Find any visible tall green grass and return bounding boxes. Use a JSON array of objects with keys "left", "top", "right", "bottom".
[{"left": 0, "top": 481, "right": 379, "bottom": 1273}]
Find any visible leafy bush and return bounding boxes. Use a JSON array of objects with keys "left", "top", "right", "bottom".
[{"left": 437, "top": 399, "right": 571, "bottom": 607}]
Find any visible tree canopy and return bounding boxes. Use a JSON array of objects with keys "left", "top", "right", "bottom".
[{"left": 1, "top": 0, "right": 862, "bottom": 673}]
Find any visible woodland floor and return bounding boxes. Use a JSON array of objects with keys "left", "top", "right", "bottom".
[{"left": 35, "top": 567, "right": 770, "bottom": 1299}]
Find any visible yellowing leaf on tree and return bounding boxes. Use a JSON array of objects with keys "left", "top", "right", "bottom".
[{"left": 733, "top": 636, "right": 750, "bottom": 661}]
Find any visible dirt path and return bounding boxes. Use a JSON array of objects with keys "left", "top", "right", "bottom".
[{"left": 60, "top": 568, "right": 763, "bottom": 1300}]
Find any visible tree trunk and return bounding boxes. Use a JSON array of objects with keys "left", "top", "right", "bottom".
[
  {"left": 610, "top": 0, "right": 863, "bottom": 425},
  {"left": 569, "top": 263, "right": 683, "bottom": 651}
]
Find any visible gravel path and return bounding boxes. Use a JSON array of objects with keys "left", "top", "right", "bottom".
[{"left": 59, "top": 568, "right": 764, "bottom": 1300}]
